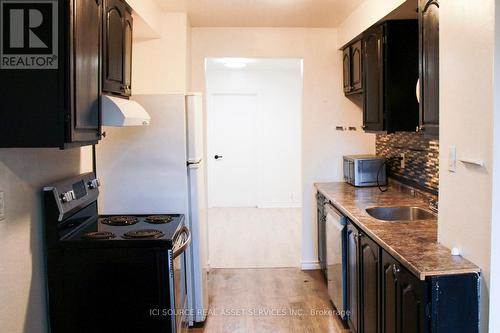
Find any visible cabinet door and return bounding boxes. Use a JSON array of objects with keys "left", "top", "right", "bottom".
[
  {"left": 398, "top": 267, "right": 425, "bottom": 333},
  {"left": 343, "top": 47, "right": 352, "bottom": 94},
  {"left": 419, "top": 0, "right": 439, "bottom": 136},
  {"left": 382, "top": 251, "right": 399, "bottom": 333},
  {"left": 359, "top": 234, "right": 380, "bottom": 333},
  {"left": 103, "top": 0, "right": 125, "bottom": 94},
  {"left": 351, "top": 40, "right": 363, "bottom": 92},
  {"left": 346, "top": 222, "right": 359, "bottom": 333},
  {"left": 123, "top": 11, "right": 133, "bottom": 97},
  {"left": 363, "top": 26, "right": 384, "bottom": 132},
  {"left": 382, "top": 250, "right": 426, "bottom": 333},
  {"left": 70, "top": 0, "right": 101, "bottom": 143}
]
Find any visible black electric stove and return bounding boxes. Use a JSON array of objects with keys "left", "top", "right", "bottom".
[{"left": 43, "top": 173, "right": 190, "bottom": 333}]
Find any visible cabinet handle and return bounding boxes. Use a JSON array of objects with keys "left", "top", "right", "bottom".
[{"left": 392, "top": 264, "right": 401, "bottom": 276}]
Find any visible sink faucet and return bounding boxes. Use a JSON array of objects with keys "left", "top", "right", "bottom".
[{"left": 429, "top": 199, "right": 438, "bottom": 214}]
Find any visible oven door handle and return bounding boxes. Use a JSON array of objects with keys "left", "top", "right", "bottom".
[{"left": 173, "top": 226, "right": 191, "bottom": 259}]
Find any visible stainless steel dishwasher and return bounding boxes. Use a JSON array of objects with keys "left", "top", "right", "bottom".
[{"left": 324, "top": 203, "right": 348, "bottom": 320}]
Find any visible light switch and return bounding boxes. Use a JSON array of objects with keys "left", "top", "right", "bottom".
[
  {"left": 448, "top": 146, "right": 457, "bottom": 172},
  {"left": 0, "top": 191, "right": 4, "bottom": 221}
]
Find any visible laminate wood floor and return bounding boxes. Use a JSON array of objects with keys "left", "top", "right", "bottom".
[
  {"left": 208, "top": 208, "right": 301, "bottom": 268},
  {"left": 190, "top": 268, "right": 350, "bottom": 333}
]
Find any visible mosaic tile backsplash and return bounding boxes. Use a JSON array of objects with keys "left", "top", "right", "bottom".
[{"left": 376, "top": 132, "right": 439, "bottom": 193}]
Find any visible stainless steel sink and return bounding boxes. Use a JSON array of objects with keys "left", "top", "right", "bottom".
[{"left": 365, "top": 206, "right": 436, "bottom": 221}]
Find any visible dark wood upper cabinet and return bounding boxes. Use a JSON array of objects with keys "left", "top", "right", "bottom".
[
  {"left": 362, "top": 26, "right": 384, "bottom": 131},
  {"left": 419, "top": 0, "right": 439, "bottom": 136},
  {"left": 359, "top": 233, "right": 380, "bottom": 333},
  {"left": 351, "top": 40, "right": 363, "bottom": 92},
  {"left": 72, "top": 0, "right": 102, "bottom": 143},
  {"left": 0, "top": 0, "right": 102, "bottom": 148},
  {"left": 343, "top": 40, "right": 363, "bottom": 95},
  {"left": 362, "top": 20, "right": 419, "bottom": 133},
  {"left": 103, "top": 0, "right": 132, "bottom": 97},
  {"left": 346, "top": 222, "right": 360, "bottom": 333},
  {"left": 343, "top": 48, "right": 352, "bottom": 94}
]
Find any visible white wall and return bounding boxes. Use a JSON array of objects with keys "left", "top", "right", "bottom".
[
  {"left": 438, "top": 1, "right": 495, "bottom": 331},
  {"left": 337, "top": 0, "right": 406, "bottom": 47},
  {"left": 132, "top": 12, "right": 190, "bottom": 94},
  {"left": 205, "top": 60, "right": 302, "bottom": 208},
  {"left": 0, "top": 149, "right": 89, "bottom": 333},
  {"left": 490, "top": 1, "right": 500, "bottom": 329},
  {"left": 128, "top": 0, "right": 163, "bottom": 39},
  {"left": 191, "top": 28, "right": 375, "bottom": 268}
]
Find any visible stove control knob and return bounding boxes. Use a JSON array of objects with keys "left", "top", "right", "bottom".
[
  {"left": 88, "top": 178, "right": 101, "bottom": 189},
  {"left": 61, "top": 190, "right": 76, "bottom": 203}
]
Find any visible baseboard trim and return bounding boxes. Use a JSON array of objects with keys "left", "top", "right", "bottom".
[
  {"left": 300, "top": 260, "right": 320, "bottom": 270},
  {"left": 257, "top": 203, "right": 302, "bottom": 208}
]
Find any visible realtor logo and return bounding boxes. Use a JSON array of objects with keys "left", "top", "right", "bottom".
[{"left": 0, "top": 0, "right": 58, "bottom": 69}]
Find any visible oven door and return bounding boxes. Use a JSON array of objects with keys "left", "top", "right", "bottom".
[{"left": 169, "top": 225, "right": 191, "bottom": 333}]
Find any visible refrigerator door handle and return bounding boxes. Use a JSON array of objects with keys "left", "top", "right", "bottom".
[{"left": 187, "top": 159, "right": 202, "bottom": 166}]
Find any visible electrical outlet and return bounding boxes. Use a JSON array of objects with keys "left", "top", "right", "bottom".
[
  {"left": 400, "top": 153, "right": 406, "bottom": 169},
  {"left": 0, "top": 191, "right": 4, "bottom": 221},
  {"left": 448, "top": 146, "right": 457, "bottom": 172}
]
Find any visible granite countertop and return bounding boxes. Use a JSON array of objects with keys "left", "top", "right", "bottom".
[{"left": 315, "top": 182, "right": 480, "bottom": 280}]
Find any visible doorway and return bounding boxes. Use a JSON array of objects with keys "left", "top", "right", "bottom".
[{"left": 205, "top": 58, "right": 303, "bottom": 268}]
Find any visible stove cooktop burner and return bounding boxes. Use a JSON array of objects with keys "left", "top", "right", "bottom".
[
  {"left": 145, "top": 215, "right": 174, "bottom": 224},
  {"left": 82, "top": 231, "right": 116, "bottom": 240},
  {"left": 101, "top": 216, "right": 139, "bottom": 226},
  {"left": 122, "top": 229, "right": 165, "bottom": 239}
]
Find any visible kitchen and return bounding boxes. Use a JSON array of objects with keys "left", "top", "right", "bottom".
[{"left": 0, "top": 0, "right": 498, "bottom": 333}]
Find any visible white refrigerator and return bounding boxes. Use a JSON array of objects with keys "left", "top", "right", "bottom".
[{"left": 95, "top": 93, "right": 209, "bottom": 325}]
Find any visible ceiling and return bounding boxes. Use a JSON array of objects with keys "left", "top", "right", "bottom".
[{"left": 156, "top": 0, "right": 366, "bottom": 28}]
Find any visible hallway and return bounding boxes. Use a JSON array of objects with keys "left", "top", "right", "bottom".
[{"left": 191, "top": 268, "right": 349, "bottom": 333}]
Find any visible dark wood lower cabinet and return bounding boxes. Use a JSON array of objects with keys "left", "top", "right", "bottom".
[
  {"left": 360, "top": 234, "right": 380, "bottom": 333},
  {"left": 382, "top": 251, "right": 426, "bottom": 333},
  {"left": 382, "top": 253, "right": 398, "bottom": 333},
  {"left": 346, "top": 221, "right": 479, "bottom": 333},
  {"left": 346, "top": 222, "right": 360, "bottom": 333},
  {"left": 317, "top": 201, "right": 480, "bottom": 333},
  {"left": 380, "top": 250, "right": 479, "bottom": 333}
]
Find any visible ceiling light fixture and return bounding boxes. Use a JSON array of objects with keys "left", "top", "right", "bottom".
[{"left": 216, "top": 57, "right": 257, "bottom": 69}]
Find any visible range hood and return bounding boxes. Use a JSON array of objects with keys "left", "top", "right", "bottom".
[{"left": 101, "top": 95, "right": 151, "bottom": 126}]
